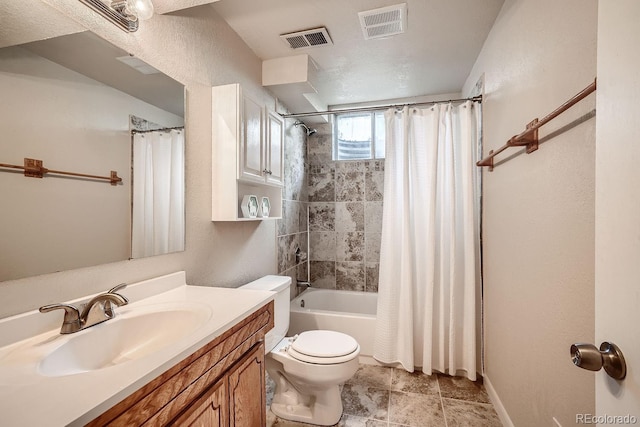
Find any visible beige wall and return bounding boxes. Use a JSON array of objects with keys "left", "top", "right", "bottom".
[
  {"left": 462, "top": 0, "right": 596, "bottom": 425},
  {"left": 0, "top": 1, "right": 279, "bottom": 318}
]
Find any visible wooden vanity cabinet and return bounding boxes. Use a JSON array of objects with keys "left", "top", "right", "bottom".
[
  {"left": 172, "top": 379, "right": 227, "bottom": 426},
  {"left": 87, "top": 301, "right": 273, "bottom": 427},
  {"left": 174, "top": 343, "right": 265, "bottom": 427}
]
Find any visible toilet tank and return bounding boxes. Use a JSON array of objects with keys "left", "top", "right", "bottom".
[{"left": 239, "top": 275, "right": 291, "bottom": 352}]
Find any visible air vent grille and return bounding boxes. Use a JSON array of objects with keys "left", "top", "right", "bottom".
[
  {"left": 366, "top": 22, "right": 404, "bottom": 39},
  {"left": 286, "top": 36, "right": 309, "bottom": 49},
  {"left": 358, "top": 3, "right": 407, "bottom": 40},
  {"left": 363, "top": 10, "right": 400, "bottom": 27},
  {"left": 280, "top": 27, "right": 333, "bottom": 49},
  {"left": 305, "top": 32, "right": 328, "bottom": 46}
]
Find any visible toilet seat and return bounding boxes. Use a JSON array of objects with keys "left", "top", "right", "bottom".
[{"left": 287, "top": 331, "right": 359, "bottom": 365}]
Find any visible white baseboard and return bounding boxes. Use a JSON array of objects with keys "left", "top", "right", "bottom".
[{"left": 484, "top": 374, "right": 515, "bottom": 427}]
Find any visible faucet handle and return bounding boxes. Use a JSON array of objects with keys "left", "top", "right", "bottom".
[
  {"left": 103, "top": 283, "right": 129, "bottom": 317},
  {"left": 108, "top": 283, "right": 127, "bottom": 295},
  {"left": 107, "top": 283, "right": 129, "bottom": 304},
  {"left": 39, "top": 304, "right": 81, "bottom": 334}
]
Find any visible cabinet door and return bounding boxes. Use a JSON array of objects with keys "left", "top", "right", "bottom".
[
  {"left": 240, "top": 95, "right": 264, "bottom": 183},
  {"left": 266, "top": 110, "right": 284, "bottom": 186},
  {"left": 170, "top": 380, "right": 228, "bottom": 427},
  {"left": 228, "top": 343, "right": 266, "bottom": 427}
]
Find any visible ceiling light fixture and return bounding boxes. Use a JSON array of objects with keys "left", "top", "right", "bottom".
[{"left": 78, "top": 0, "right": 154, "bottom": 32}]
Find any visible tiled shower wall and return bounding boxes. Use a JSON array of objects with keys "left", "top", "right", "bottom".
[
  {"left": 276, "top": 119, "right": 309, "bottom": 298},
  {"left": 307, "top": 123, "right": 384, "bottom": 292}
]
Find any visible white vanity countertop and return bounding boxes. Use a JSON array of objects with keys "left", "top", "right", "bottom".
[{"left": 0, "top": 272, "right": 274, "bottom": 427}]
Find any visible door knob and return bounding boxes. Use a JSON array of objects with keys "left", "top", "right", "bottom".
[{"left": 570, "top": 342, "right": 626, "bottom": 380}]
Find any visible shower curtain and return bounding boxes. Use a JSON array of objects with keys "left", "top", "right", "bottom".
[
  {"left": 373, "top": 101, "right": 481, "bottom": 380},
  {"left": 131, "top": 129, "right": 185, "bottom": 258}
]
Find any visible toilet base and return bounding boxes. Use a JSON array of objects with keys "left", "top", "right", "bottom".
[
  {"left": 269, "top": 383, "right": 343, "bottom": 426},
  {"left": 270, "top": 402, "right": 342, "bottom": 426},
  {"left": 268, "top": 363, "right": 345, "bottom": 426},
  {"left": 265, "top": 335, "right": 360, "bottom": 426}
]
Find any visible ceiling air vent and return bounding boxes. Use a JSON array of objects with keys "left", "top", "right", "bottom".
[
  {"left": 280, "top": 27, "right": 333, "bottom": 50},
  {"left": 358, "top": 3, "right": 407, "bottom": 40}
]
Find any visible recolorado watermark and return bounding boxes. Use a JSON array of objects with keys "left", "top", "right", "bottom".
[{"left": 577, "top": 414, "right": 638, "bottom": 424}]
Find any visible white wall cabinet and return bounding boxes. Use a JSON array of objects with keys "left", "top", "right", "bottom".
[
  {"left": 211, "top": 84, "right": 283, "bottom": 221},
  {"left": 265, "top": 109, "right": 284, "bottom": 186},
  {"left": 239, "top": 95, "right": 265, "bottom": 183}
]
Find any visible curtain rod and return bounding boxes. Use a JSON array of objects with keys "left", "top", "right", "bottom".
[
  {"left": 131, "top": 126, "right": 184, "bottom": 134},
  {"left": 280, "top": 95, "right": 482, "bottom": 119}
]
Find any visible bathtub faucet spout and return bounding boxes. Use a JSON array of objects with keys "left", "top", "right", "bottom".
[{"left": 296, "top": 280, "right": 311, "bottom": 290}]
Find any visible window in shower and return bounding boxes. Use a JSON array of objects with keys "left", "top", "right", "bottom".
[{"left": 333, "top": 111, "right": 385, "bottom": 160}]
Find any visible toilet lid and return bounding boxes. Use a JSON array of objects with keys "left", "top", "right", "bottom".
[{"left": 290, "top": 330, "right": 359, "bottom": 358}]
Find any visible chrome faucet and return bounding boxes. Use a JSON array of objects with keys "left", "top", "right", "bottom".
[{"left": 39, "top": 283, "right": 129, "bottom": 334}]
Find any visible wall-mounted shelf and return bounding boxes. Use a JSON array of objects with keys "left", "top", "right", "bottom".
[{"left": 477, "top": 78, "right": 597, "bottom": 171}]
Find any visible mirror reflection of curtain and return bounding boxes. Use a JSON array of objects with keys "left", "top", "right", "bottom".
[{"left": 132, "top": 129, "right": 185, "bottom": 258}]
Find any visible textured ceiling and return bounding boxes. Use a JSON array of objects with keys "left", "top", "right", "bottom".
[{"left": 211, "top": 0, "right": 504, "bottom": 108}]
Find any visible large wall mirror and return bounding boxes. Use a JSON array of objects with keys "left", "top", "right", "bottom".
[{"left": 0, "top": 18, "right": 185, "bottom": 281}]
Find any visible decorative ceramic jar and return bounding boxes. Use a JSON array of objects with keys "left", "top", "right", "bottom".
[{"left": 241, "top": 195, "right": 259, "bottom": 218}]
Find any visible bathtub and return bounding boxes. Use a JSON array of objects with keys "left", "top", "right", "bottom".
[{"left": 288, "top": 288, "right": 377, "bottom": 357}]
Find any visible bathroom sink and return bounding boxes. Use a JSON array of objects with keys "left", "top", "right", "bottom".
[{"left": 38, "top": 303, "right": 212, "bottom": 377}]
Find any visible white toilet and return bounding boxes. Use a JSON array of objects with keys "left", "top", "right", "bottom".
[{"left": 240, "top": 275, "right": 360, "bottom": 426}]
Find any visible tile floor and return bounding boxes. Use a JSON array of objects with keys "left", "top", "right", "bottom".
[{"left": 266, "top": 364, "right": 502, "bottom": 426}]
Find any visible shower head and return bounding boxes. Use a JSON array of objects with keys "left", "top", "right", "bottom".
[{"left": 294, "top": 120, "right": 317, "bottom": 136}]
